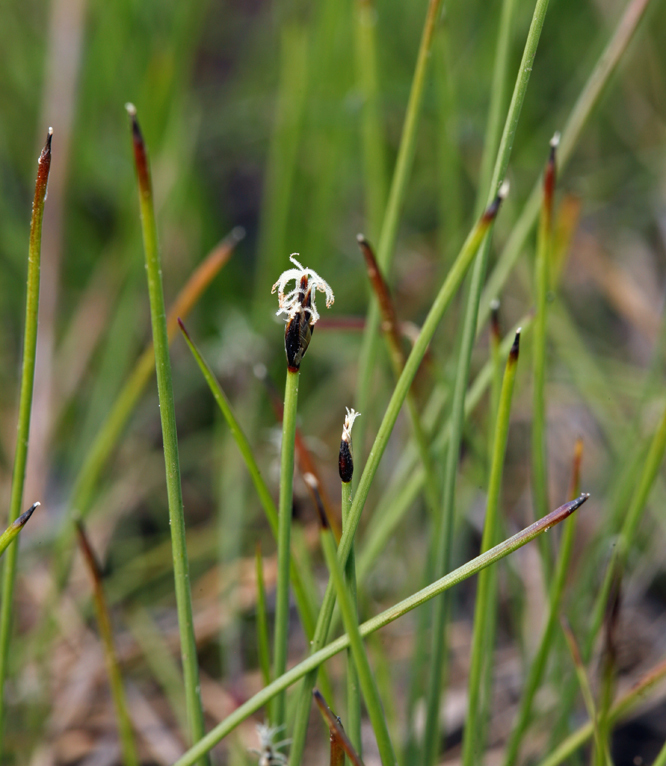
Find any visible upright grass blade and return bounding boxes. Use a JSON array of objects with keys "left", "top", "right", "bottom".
[
  {"left": 255, "top": 544, "right": 272, "bottom": 688},
  {"left": 173, "top": 494, "right": 589, "bottom": 766},
  {"left": 314, "top": 489, "right": 397, "bottom": 766},
  {"left": 336, "top": 408, "right": 362, "bottom": 755},
  {"left": 561, "top": 617, "right": 607, "bottom": 765},
  {"left": 358, "top": 235, "right": 439, "bottom": 516},
  {"left": 461, "top": 331, "right": 521, "bottom": 766},
  {"left": 531, "top": 135, "right": 559, "bottom": 571},
  {"left": 354, "top": 0, "right": 387, "bottom": 243},
  {"left": 272, "top": 367, "right": 299, "bottom": 728},
  {"left": 288, "top": 187, "right": 509, "bottom": 766},
  {"left": 502, "top": 438, "right": 584, "bottom": 766},
  {"left": 479, "top": 0, "right": 656, "bottom": 330},
  {"left": 313, "top": 689, "right": 365, "bottom": 766},
  {"left": 178, "top": 320, "right": 317, "bottom": 642},
  {"left": 76, "top": 522, "right": 139, "bottom": 766},
  {"left": 126, "top": 104, "right": 208, "bottom": 765},
  {"left": 0, "top": 129, "right": 52, "bottom": 748},
  {"left": 424, "top": 2, "right": 550, "bottom": 760},
  {"left": 354, "top": 0, "right": 444, "bottom": 464},
  {"left": 536, "top": 655, "right": 666, "bottom": 766},
  {"left": 0, "top": 504, "right": 40, "bottom": 560}
]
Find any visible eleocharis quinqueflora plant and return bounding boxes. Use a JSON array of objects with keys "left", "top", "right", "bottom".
[
  {"left": 126, "top": 104, "right": 208, "bottom": 766},
  {"left": 271, "top": 254, "right": 334, "bottom": 727},
  {"left": 0, "top": 128, "right": 51, "bottom": 753}
]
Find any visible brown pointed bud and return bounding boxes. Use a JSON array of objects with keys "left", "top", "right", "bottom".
[
  {"left": 509, "top": 327, "right": 521, "bottom": 363},
  {"left": 339, "top": 408, "right": 360, "bottom": 483},
  {"left": 304, "top": 473, "right": 329, "bottom": 530},
  {"left": 490, "top": 299, "right": 501, "bottom": 344},
  {"left": 482, "top": 180, "right": 510, "bottom": 224},
  {"left": 543, "top": 132, "right": 560, "bottom": 227},
  {"left": 125, "top": 103, "right": 151, "bottom": 197}
]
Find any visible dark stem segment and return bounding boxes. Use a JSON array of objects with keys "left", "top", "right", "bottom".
[
  {"left": 313, "top": 689, "right": 365, "bottom": 766},
  {"left": 339, "top": 440, "right": 354, "bottom": 484},
  {"left": 75, "top": 522, "right": 139, "bottom": 766}
]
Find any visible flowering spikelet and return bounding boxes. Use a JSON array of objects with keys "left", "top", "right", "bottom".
[
  {"left": 272, "top": 254, "right": 334, "bottom": 371},
  {"left": 339, "top": 407, "right": 360, "bottom": 483}
]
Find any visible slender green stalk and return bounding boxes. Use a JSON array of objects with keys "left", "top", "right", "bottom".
[
  {"left": 462, "top": 331, "right": 521, "bottom": 766},
  {"left": 532, "top": 136, "right": 558, "bottom": 573},
  {"left": 536, "top": 655, "right": 666, "bottom": 766},
  {"left": 76, "top": 522, "right": 139, "bottom": 766},
  {"left": 173, "top": 494, "right": 589, "bottom": 766},
  {"left": 179, "top": 319, "right": 317, "bottom": 640},
  {"left": 342, "top": 480, "right": 362, "bottom": 755},
  {"left": 424, "top": 2, "right": 549, "bottom": 760},
  {"left": 288, "top": 187, "right": 508, "bottom": 766},
  {"left": 126, "top": 104, "right": 207, "bottom": 765},
  {"left": 0, "top": 129, "right": 52, "bottom": 748},
  {"left": 355, "top": 0, "right": 443, "bottom": 462},
  {"left": 0, "top": 504, "right": 39, "bottom": 560},
  {"left": 256, "top": 545, "right": 272, "bottom": 688},
  {"left": 561, "top": 618, "right": 607, "bottom": 765},
  {"left": 317, "top": 507, "right": 396, "bottom": 766},
  {"left": 479, "top": 0, "right": 656, "bottom": 331},
  {"left": 272, "top": 368, "right": 299, "bottom": 727},
  {"left": 354, "top": 0, "right": 387, "bottom": 242},
  {"left": 502, "top": 439, "right": 583, "bottom": 766}
]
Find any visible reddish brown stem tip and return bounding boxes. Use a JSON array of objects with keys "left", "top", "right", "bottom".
[
  {"left": 304, "top": 472, "right": 329, "bottom": 530},
  {"left": 177, "top": 317, "right": 191, "bottom": 340},
  {"left": 483, "top": 180, "right": 510, "bottom": 223},
  {"left": 125, "top": 103, "right": 150, "bottom": 192},
  {"left": 509, "top": 327, "right": 521, "bottom": 362},
  {"left": 75, "top": 520, "right": 104, "bottom": 585}
]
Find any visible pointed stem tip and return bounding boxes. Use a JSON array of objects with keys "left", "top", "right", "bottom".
[
  {"left": 484, "top": 180, "right": 510, "bottom": 222},
  {"left": 15, "top": 502, "right": 40, "bottom": 530},
  {"left": 509, "top": 327, "right": 521, "bottom": 361},
  {"left": 490, "top": 299, "right": 501, "bottom": 341},
  {"left": 304, "top": 472, "right": 330, "bottom": 530}
]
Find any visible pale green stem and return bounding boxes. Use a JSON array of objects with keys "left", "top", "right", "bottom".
[
  {"left": 255, "top": 546, "right": 272, "bottom": 688},
  {"left": 272, "top": 368, "right": 299, "bottom": 726},
  {"left": 423, "top": 2, "right": 549, "bottom": 761},
  {"left": 461, "top": 334, "right": 520, "bottom": 766},
  {"left": 126, "top": 106, "right": 208, "bottom": 765},
  {"left": 173, "top": 494, "right": 588, "bottom": 766},
  {"left": 320, "top": 523, "right": 396, "bottom": 766},
  {"left": 342, "top": 479, "right": 362, "bottom": 755},
  {"left": 0, "top": 131, "right": 51, "bottom": 751}
]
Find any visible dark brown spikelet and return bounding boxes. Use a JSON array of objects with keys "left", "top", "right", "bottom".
[
  {"left": 339, "top": 439, "right": 353, "bottom": 484},
  {"left": 285, "top": 276, "right": 314, "bottom": 372}
]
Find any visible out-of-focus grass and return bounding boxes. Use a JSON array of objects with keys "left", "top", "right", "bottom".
[{"left": 1, "top": 0, "right": 666, "bottom": 763}]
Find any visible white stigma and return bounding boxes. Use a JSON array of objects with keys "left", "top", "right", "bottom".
[
  {"left": 271, "top": 253, "right": 334, "bottom": 325},
  {"left": 342, "top": 407, "right": 361, "bottom": 443}
]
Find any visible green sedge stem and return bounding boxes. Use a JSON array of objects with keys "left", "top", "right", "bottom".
[
  {"left": 173, "top": 494, "right": 588, "bottom": 766},
  {"left": 288, "top": 188, "right": 506, "bottom": 766},
  {"left": 354, "top": 0, "right": 442, "bottom": 470},
  {"left": 461, "top": 332, "right": 520, "bottom": 766},
  {"left": 0, "top": 130, "right": 52, "bottom": 750},
  {"left": 272, "top": 368, "right": 299, "bottom": 726},
  {"left": 0, "top": 504, "right": 39, "bottom": 560},
  {"left": 126, "top": 105, "right": 208, "bottom": 766},
  {"left": 342, "top": 479, "right": 362, "bottom": 755},
  {"left": 424, "top": 1, "right": 549, "bottom": 759},
  {"left": 76, "top": 523, "right": 139, "bottom": 766},
  {"left": 479, "top": 0, "right": 655, "bottom": 331},
  {"left": 255, "top": 545, "right": 272, "bottom": 688},
  {"left": 535, "top": 655, "right": 666, "bottom": 766},
  {"left": 178, "top": 320, "right": 317, "bottom": 642},
  {"left": 531, "top": 138, "right": 558, "bottom": 574},
  {"left": 319, "top": 519, "right": 396, "bottom": 766},
  {"left": 502, "top": 439, "right": 583, "bottom": 766}
]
